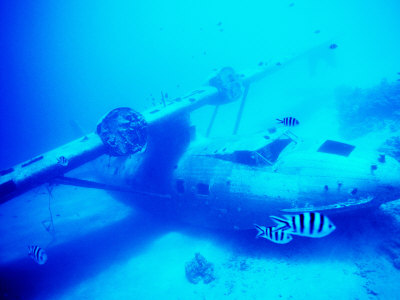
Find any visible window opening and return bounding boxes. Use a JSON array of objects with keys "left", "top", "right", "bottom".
[
  {"left": 176, "top": 179, "right": 185, "bottom": 194},
  {"left": 196, "top": 183, "right": 210, "bottom": 195}
]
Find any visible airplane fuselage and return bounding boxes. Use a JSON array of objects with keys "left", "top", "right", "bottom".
[
  {"left": 97, "top": 127, "right": 400, "bottom": 230},
  {"left": 169, "top": 140, "right": 400, "bottom": 229}
]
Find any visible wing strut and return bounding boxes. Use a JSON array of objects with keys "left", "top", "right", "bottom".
[
  {"left": 52, "top": 176, "right": 171, "bottom": 199},
  {"left": 233, "top": 83, "right": 250, "bottom": 135},
  {"left": 206, "top": 105, "right": 220, "bottom": 137}
]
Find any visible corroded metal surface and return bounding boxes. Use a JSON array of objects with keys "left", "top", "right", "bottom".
[{"left": 97, "top": 107, "right": 147, "bottom": 156}]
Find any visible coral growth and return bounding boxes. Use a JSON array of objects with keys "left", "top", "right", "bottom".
[
  {"left": 185, "top": 253, "right": 215, "bottom": 284},
  {"left": 379, "top": 136, "right": 400, "bottom": 162},
  {"left": 336, "top": 80, "right": 400, "bottom": 139},
  {"left": 379, "top": 240, "right": 400, "bottom": 270},
  {"left": 379, "top": 199, "right": 400, "bottom": 269},
  {"left": 379, "top": 199, "right": 400, "bottom": 232}
]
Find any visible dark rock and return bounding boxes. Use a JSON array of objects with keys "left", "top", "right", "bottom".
[{"left": 185, "top": 253, "right": 215, "bottom": 284}]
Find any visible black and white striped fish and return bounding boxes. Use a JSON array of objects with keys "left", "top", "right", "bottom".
[
  {"left": 254, "top": 224, "right": 293, "bottom": 244},
  {"left": 276, "top": 117, "right": 299, "bottom": 127},
  {"left": 28, "top": 245, "right": 48, "bottom": 265},
  {"left": 57, "top": 156, "right": 69, "bottom": 167},
  {"left": 270, "top": 212, "right": 335, "bottom": 238}
]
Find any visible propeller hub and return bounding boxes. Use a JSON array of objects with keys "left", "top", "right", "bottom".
[{"left": 97, "top": 107, "right": 147, "bottom": 156}]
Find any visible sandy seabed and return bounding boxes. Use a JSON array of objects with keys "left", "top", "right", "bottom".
[{"left": 1, "top": 183, "right": 399, "bottom": 300}]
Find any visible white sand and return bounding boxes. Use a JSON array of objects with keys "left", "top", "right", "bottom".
[
  {"left": 1, "top": 184, "right": 400, "bottom": 300},
  {"left": 54, "top": 230, "right": 400, "bottom": 300},
  {"left": 0, "top": 184, "right": 132, "bottom": 264}
]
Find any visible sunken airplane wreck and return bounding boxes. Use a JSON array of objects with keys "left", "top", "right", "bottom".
[{"left": 1, "top": 42, "right": 400, "bottom": 231}]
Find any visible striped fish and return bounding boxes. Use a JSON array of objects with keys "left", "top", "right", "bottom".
[
  {"left": 254, "top": 224, "right": 293, "bottom": 244},
  {"left": 28, "top": 245, "right": 48, "bottom": 265},
  {"left": 57, "top": 156, "right": 69, "bottom": 167},
  {"left": 270, "top": 212, "right": 335, "bottom": 238},
  {"left": 276, "top": 117, "right": 299, "bottom": 127}
]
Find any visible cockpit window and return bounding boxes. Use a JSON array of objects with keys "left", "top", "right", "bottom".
[
  {"left": 213, "top": 138, "right": 292, "bottom": 166},
  {"left": 317, "top": 140, "right": 355, "bottom": 157},
  {"left": 258, "top": 138, "right": 292, "bottom": 163}
]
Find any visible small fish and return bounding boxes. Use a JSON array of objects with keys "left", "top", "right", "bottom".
[
  {"left": 258, "top": 61, "right": 264, "bottom": 66},
  {"left": 254, "top": 224, "right": 293, "bottom": 244},
  {"left": 57, "top": 156, "right": 69, "bottom": 167},
  {"left": 28, "top": 245, "right": 48, "bottom": 265},
  {"left": 329, "top": 43, "right": 338, "bottom": 49},
  {"left": 270, "top": 212, "right": 336, "bottom": 238},
  {"left": 314, "top": 30, "right": 320, "bottom": 34},
  {"left": 276, "top": 117, "right": 299, "bottom": 127}
]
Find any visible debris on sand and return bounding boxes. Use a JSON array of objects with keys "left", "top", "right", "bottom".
[
  {"left": 329, "top": 43, "right": 338, "bottom": 49},
  {"left": 185, "top": 253, "right": 215, "bottom": 284}
]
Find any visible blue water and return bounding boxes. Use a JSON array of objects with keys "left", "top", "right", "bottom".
[
  {"left": 2, "top": 0, "right": 400, "bottom": 169},
  {"left": 1, "top": 0, "right": 400, "bottom": 299}
]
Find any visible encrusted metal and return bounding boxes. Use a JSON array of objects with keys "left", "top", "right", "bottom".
[
  {"left": 97, "top": 107, "right": 147, "bottom": 156},
  {"left": 209, "top": 67, "right": 243, "bottom": 104}
]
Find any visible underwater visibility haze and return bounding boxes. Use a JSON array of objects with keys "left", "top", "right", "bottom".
[{"left": 1, "top": 0, "right": 400, "bottom": 299}]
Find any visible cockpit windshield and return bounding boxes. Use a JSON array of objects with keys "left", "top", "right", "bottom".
[
  {"left": 212, "top": 137, "right": 293, "bottom": 166},
  {"left": 257, "top": 138, "right": 292, "bottom": 164}
]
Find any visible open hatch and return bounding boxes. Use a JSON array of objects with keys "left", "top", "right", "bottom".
[{"left": 317, "top": 140, "right": 355, "bottom": 157}]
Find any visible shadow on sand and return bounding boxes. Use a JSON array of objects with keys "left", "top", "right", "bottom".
[{"left": 0, "top": 210, "right": 174, "bottom": 300}]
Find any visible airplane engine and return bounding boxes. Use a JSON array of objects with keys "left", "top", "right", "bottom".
[{"left": 97, "top": 107, "right": 148, "bottom": 156}]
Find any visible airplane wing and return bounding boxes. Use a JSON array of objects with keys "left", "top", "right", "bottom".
[{"left": 0, "top": 39, "right": 336, "bottom": 204}]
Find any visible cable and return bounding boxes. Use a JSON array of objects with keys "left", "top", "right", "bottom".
[{"left": 43, "top": 184, "right": 56, "bottom": 248}]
